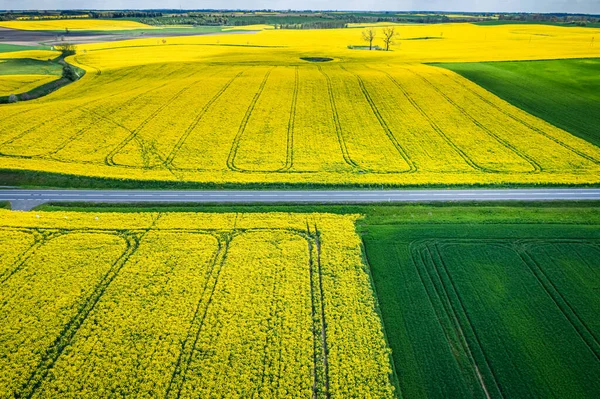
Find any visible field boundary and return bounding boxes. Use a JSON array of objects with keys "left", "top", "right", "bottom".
[
  {"left": 404, "top": 67, "right": 542, "bottom": 173},
  {"left": 374, "top": 67, "right": 494, "bottom": 173},
  {"left": 440, "top": 70, "right": 600, "bottom": 166}
]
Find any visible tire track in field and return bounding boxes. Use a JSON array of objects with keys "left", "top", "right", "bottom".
[
  {"left": 374, "top": 67, "right": 504, "bottom": 174},
  {"left": 0, "top": 64, "right": 158, "bottom": 139},
  {"left": 408, "top": 242, "right": 479, "bottom": 384},
  {"left": 0, "top": 65, "right": 169, "bottom": 158},
  {"left": 0, "top": 107, "right": 84, "bottom": 149},
  {"left": 165, "top": 71, "right": 244, "bottom": 168},
  {"left": 0, "top": 229, "right": 62, "bottom": 285},
  {"left": 516, "top": 242, "right": 600, "bottom": 362},
  {"left": 560, "top": 241, "right": 600, "bottom": 275},
  {"left": 226, "top": 68, "right": 274, "bottom": 172},
  {"left": 165, "top": 233, "right": 230, "bottom": 399},
  {"left": 258, "top": 233, "right": 287, "bottom": 396},
  {"left": 409, "top": 241, "right": 495, "bottom": 399},
  {"left": 317, "top": 66, "right": 360, "bottom": 170},
  {"left": 341, "top": 66, "right": 417, "bottom": 173},
  {"left": 104, "top": 74, "right": 205, "bottom": 167},
  {"left": 44, "top": 64, "right": 193, "bottom": 164},
  {"left": 226, "top": 67, "right": 298, "bottom": 173},
  {"left": 306, "top": 225, "right": 321, "bottom": 399},
  {"left": 313, "top": 224, "right": 331, "bottom": 399},
  {"left": 280, "top": 66, "right": 298, "bottom": 172},
  {"left": 14, "top": 228, "right": 148, "bottom": 399},
  {"left": 404, "top": 67, "right": 542, "bottom": 174},
  {"left": 441, "top": 71, "right": 600, "bottom": 166},
  {"left": 431, "top": 242, "right": 506, "bottom": 398}
]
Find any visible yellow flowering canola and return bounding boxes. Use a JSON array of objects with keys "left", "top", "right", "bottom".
[
  {"left": 0, "top": 19, "right": 153, "bottom": 31},
  {"left": 1, "top": 23, "right": 599, "bottom": 185},
  {"left": 0, "top": 50, "right": 59, "bottom": 61},
  {"left": 0, "top": 74, "right": 58, "bottom": 96},
  {"left": 0, "top": 210, "right": 395, "bottom": 398}
]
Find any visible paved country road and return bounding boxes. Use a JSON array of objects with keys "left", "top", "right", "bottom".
[{"left": 1, "top": 188, "right": 600, "bottom": 211}]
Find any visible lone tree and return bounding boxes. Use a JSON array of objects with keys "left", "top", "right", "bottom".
[
  {"left": 382, "top": 27, "right": 398, "bottom": 51},
  {"left": 362, "top": 28, "right": 376, "bottom": 50},
  {"left": 62, "top": 63, "right": 79, "bottom": 81},
  {"left": 55, "top": 42, "right": 76, "bottom": 56}
]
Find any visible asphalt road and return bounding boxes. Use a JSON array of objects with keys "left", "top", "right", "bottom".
[{"left": 1, "top": 188, "right": 600, "bottom": 211}]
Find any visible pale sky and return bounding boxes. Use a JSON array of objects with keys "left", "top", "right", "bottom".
[{"left": 1, "top": 0, "right": 599, "bottom": 14}]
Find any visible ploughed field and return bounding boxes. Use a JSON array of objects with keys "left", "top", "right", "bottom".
[
  {"left": 0, "top": 210, "right": 395, "bottom": 398},
  {"left": 364, "top": 216, "right": 600, "bottom": 398},
  {"left": 1, "top": 22, "right": 599, "bottom": 186}
]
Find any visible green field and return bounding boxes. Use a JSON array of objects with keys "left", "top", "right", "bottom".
[
  {"left": 0, "top": 58, "right": 62, "bottom": 76},
  {"left": 0, "top": 44, "right": 51, "bottom": 53},
  {"left": 362, "top": 207, "right": 600, "bottom": 398},
  {"left": 437, "top": 59, "right": 600, "bottom": 148}
]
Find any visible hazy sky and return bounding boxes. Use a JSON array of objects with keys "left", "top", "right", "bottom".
[{"left": 1, "top": 0, "right": 599, "bottom": 14}]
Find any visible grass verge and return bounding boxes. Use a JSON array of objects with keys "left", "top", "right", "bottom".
[
  {"left": 2, "top": 169, "right": 600, "bottom": 190},
  {"left": 0, "top": 44, "right": 52, "bottom": 53},
  {"left": 34, "top": 201, "right": 600, "bottom": 225}
]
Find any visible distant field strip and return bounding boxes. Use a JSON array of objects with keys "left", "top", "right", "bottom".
[
  {"left": 0, "top": 211, "right": 395, "bottom": 399},
  {"left": 364, "top": 222, "right": 600, "bottom": 399},
  {"left": 1, "top": 60, "right": 599, "bottom": 185}
]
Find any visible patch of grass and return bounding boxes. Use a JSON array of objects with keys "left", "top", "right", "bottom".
[
  {"left": 361, "top": 206, "right": 600, "bottom": 398},
  {"left": 436, "top": 58, "right": 600, "bottom": 147},
  {"left": 0, "top": 57, "right": 62, "bottom": 76},
  {"left": 0, "top": 44, "right": 52, "bottom": 53},
  {"left": 35, "top": 201, "right": 600, "bottom": 224},
  {"left": 0, "top": 201, "right": 10, "bottom": 209}
]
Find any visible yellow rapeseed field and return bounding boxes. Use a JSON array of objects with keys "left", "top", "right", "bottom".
[
  {"left": 0, "top": 210, "right": 395, "bottom": 398},
  {"left": 0, "top": 50, "right": 59, "bottom": 60},
  {"left": 0, "top": 19, "right": 153, "bottom": 31},
  {"left": 0, "top": 74, "right": 58, "bottom": 96},
  {"left": 0, "top": 23, "right": 599, "bottom": 185}
]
